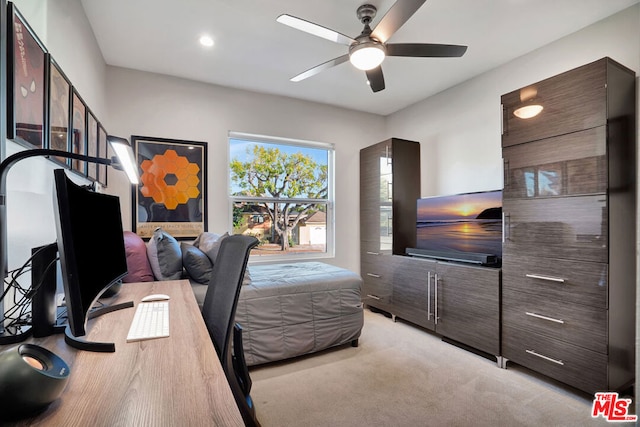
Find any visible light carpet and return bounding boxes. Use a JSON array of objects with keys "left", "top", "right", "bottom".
[{"left": 250, "top": 309, "right": 625, "bottom": 426}]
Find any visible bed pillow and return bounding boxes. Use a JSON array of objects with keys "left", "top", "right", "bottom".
[
  {"left": 122, "top": 231, "right": 155, "bottom": 283},
  {"left": 194, "top": 232, "right": 229, "bottom": 264},
  {"left": 147, "top": 228, "right": 183, "bottom": 280},
  {"left": 181, "top": 242, "right": 213, "bottom": 284}
]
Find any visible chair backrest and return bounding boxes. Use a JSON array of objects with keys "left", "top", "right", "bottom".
[
  {"left": 201, "top": 234, "right": 261, "bottom": 426},
  {"left": 201, "top": 234, "right": 258, "bottom": 363}
]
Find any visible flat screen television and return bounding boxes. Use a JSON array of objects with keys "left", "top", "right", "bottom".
[
  {"left": 53, "top": 169, "right": 131, "bottom": 352},
  {"left": 409, "top": 190, "right": 503, "bottom": 266}
]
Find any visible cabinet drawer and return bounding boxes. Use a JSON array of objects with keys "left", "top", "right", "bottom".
[
  {"left": 503, "top": 127, "right": 606, "bottom": 199},
  {"left": 502, "top": 325, "right": 607, "bottom": 394},
  {"left": 361, "top": 281, "right": 392, "bottom": 306},
  {"left": 502, "top": 195, "right": 607, "bottom": 263},
  {"left": 502, "top": 288, "right": 607, "bottom": 354},
  {"left": 502, "top": 255, "right": 607, "bottom": 309},
  {"left": 501, "top": 59, "right": 606, "bottom": 147}
]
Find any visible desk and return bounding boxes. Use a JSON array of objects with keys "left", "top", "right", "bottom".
[{"left": 1, "top": 280, "right": 244, "bottom": 426}]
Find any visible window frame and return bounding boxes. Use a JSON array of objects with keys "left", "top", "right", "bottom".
[{"left": 228, "top": 131, "right": 335, "bottom": 262}]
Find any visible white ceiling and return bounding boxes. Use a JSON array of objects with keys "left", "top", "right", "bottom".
[{"left": 81, "top": 0, "right": 639, "bottom": 116}]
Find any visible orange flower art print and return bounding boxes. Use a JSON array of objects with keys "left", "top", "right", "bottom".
[{"left": 133, "top": 137, "right": 208, "bottom": 239}]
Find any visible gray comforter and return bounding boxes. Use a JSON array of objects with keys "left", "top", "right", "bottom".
[{"left": 192, "top": 261, "right": 364, "bottom": 366}]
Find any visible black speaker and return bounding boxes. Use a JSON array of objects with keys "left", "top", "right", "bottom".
[{"left": 0, "top": 344, "right": 70, "bottom": 419}]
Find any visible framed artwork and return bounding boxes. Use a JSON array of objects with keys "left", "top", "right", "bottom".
[
  {"left": 47, "top": 55, "right": 71, "bottom": 166},
  {"left": 86, "top": 110, "right": 98, "bottom": 180},
  {"left": 97, "top": 124, "right": 108, "bottom": 186},
  {"left": 132, "top": 136, "right": 208, "bottom": 239},
  {"left": 7, "top": 2, "right": 48, "bottom": 148},
  {"left": 71, "top": 89, "right": 86, "bottom": 175}
]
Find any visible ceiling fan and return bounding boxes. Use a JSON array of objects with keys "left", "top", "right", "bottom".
[{"left": 277, "top": 0, "right": 467, "bottom": 93}]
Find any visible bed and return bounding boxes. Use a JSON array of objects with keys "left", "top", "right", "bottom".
[{"left": 191, "top": 261, "right": 364, "bottom": 366}]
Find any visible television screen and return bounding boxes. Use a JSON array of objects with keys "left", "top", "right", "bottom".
[
  {"left": 53, "top": 169, "right": 128, "bottom": 339},
  {"left": 416, "top": 190, "right": 502, "bottom": 260}
]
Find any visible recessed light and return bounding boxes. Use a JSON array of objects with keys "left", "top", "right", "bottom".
[{"left": 199, "top": 35, "right": 214, "bottom": 47}]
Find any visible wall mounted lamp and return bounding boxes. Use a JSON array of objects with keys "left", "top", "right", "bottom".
[{"left": 0, "top": 136, "right": 139, "bottom": 344}]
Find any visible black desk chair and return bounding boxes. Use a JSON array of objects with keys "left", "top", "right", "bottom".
[{"left": 201, "top": 234, "right": 261, "bottom": 427}]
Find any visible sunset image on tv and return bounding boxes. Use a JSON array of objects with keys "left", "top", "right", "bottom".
[{"left": 416, "top": 190, "right": 502, "bottom": 257}]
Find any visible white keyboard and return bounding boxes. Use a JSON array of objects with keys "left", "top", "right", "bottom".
[{"left": 126, "top": 301, "right": 170, "bottom": 342}]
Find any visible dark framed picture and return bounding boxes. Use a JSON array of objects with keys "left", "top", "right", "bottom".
[
  {"left": 7, "top": 2, "right": 48, "bottom": 148},
  {"left": 132, "top": 136, "right": 208, "bottom": 239},
  {"left": 86, "top": 110, "right": 98, "bottom": 180},
  {"left": 47, "top": 55, "right": 71, "bottom": 167},
  {"left": 70, "top": 89, "right": 86, "bottom": 175},
  {"left": 97, "top": 124, "right": 108, "bottom": 186}
]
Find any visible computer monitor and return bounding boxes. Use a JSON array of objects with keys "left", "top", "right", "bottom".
[{"left": 52, "top": 169, "right": 132, "bottom": 352}]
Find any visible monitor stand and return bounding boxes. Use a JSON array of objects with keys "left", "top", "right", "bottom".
[{"left": 64, "top": 301, "right": 134, "bottom": 353}]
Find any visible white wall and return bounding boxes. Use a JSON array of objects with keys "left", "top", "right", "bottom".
[
  {"left": 5, "top": 0, "right": 107, "bottom": 271},
  {"left": 105, "top": 67, "right": 385, "bottom": 272}
]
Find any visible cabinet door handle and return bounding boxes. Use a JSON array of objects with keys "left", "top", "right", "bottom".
[
  {"left": 503, "top": 213, "right": 510, "bottom": 242},
  {"left": 525, "top": 273, "right": 565, "bottom": 283},
  {"left": 501, "top": 103, "right": 505, "bottom": 135},
  {"left": 434, "top": 273, "right": 439, "bottom": 324},
  {"left": 367, "top": 294, "right": 381, "bottom": 300},
  {"left": 525, "top": 312, "right": 565, "bottom": 324},
  {"left": 526, "top": 349, "right": 564, "bottom": 366},
  {"left": 366, "top": 273, "right": 381, "bottom": 278},
  {"left": 366, "top": 251, "right": 381, "bottom": 256},
  {"left": 503, "top": 158, "right": 510, "bottom": 188},
  {"left": 427, "top": 272, "right": 432, "bottom": 320}
]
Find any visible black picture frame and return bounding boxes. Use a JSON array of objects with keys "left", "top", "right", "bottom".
[
  {"left": 86, "top": 109, "right": 98, "bottom": 181},
  {"left": 97, "top": 123, "right": 108, "bottom": 186},
  {"left": 132, "top": 135, "right": 208, "bottom": 240},
  {"left": 70, "top": 88, "right": 86, "bottom": 175},
  {"left": 7, "top": 2, "right": 48, "bottom": 149},
  {"left": 47, "top": 54, "right": 71, "bottom": 167}
]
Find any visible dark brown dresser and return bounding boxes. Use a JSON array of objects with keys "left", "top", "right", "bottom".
[{"left": 500, "top": 57, "right": 636, "bottom": 394}]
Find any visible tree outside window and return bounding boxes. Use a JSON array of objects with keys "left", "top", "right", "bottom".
[{"left": 229, "top": 134, "right": 333, "bottom": 258}]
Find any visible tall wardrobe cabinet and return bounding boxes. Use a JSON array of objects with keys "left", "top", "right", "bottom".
[
  {"left": 500, "top": 58, "right": 636, "bottom": 394},
  {"left": 359, "top": 138, "right": 420, "bottom": 312}
]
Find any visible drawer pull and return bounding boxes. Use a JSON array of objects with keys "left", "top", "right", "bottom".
[
  {"left": 525, "top": 273, "right": 565, "bottom": 283},
  {"left": 366, "top": 294, "right": 381, "bottom": 300},
  {"left": 366, "top": 251, "right": 381, "bottom": 256},
  {"left": 366, "top": 273, "right": 381, "bottom": 278},
  {"left": 525, "top": 312, "right": 564, "bottom": 324},
  {"left": 526, "top": 349, "right": 564, "bottom": 366}
]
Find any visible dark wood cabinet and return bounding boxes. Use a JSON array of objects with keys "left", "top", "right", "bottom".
[
  {"left": 434, "top": 262, "right": 500, "bottom": 356},
  {"left": 360, "top": 138, "right": 420, "bottom": 312},
  {"left": 359, "top": 138, "right": 420, "bottom": 256},
  {"left": 360, "top": 138, "right": 501, "bottom": 360},
  {"left": 500, "top": 57, "right": 636, "bottom": 394}
]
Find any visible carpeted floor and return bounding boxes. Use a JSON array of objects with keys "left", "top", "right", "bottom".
[{"left": 249, "top": 309, "right": 625, "bottom": 426}]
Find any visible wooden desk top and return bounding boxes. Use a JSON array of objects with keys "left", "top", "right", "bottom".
[{"left": 2, "top": 280, "right": 243, "bottom": 427}]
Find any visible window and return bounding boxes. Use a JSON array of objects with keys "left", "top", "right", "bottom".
[{"left": 228, "top": 132, "right": 334, "bottom": 259}]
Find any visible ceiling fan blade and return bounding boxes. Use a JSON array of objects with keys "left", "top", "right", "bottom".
[
  {"left": 290, "top": 54, "right": 350, "bottom": 82},
  {"left": 365, "top": 67, "right": 385, "bottom": 93},
  {"left": 371, "top": 0, "right": 426, "bottom": 44},
  {"left": 277, "top": 14, "right": 356, "bottom": 46},
  {"left": 386, "top": 43, "right": 468, "bottom": 57}
]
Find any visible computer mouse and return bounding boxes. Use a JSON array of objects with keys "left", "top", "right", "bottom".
[{"left": 141, "top": 294, "right": 170, "bottom": 302}]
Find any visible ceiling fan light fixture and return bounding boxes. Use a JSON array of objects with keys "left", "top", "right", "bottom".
[
  {"left": 513, "top": 104, "right": 543, "bottom": 119},
  {"left": 349, "top": 42, "right": 386, "bottom": 71}
]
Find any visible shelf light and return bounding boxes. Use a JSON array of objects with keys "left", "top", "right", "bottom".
[{"left": 513, "top": 104, "right": 543, "bottom": 119}]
